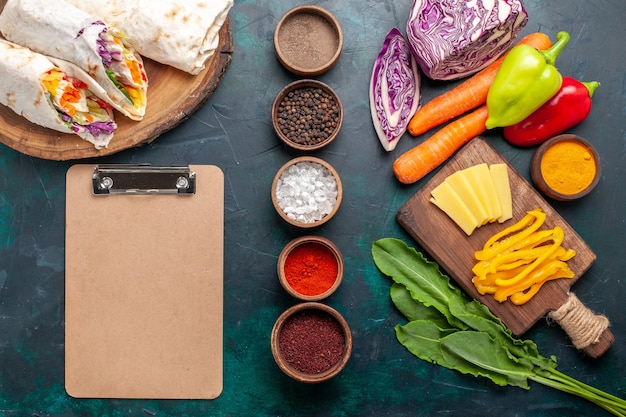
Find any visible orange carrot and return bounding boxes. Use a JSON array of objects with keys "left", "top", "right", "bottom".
[
  {"left": 407, "top": 32, "right": 553, "bottom": 137},
  {"left": 394, "top": 105, "right": 489, "bottom": 184}
]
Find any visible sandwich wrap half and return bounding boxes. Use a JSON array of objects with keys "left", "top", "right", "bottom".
[
  {"left": 63, "top": 0, "right": 233, "bottom": 75},
  {"left": 0, "top": 40, "right": 116, "bottom": 149},
  {"left": 0, "top": 0, "right": 148, "bottom": 120}
]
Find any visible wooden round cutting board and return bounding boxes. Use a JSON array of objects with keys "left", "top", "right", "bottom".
[{"left": 0, "top": 13, "right": 233, "bottom": 161}]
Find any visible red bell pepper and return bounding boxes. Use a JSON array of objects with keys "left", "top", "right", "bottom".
[{"left": 503, "top": 76, "right": 599, "bottom": 147}]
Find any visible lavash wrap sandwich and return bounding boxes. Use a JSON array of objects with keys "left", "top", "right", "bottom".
[
  {"left": 63, "top": 0, "right": 233, "bottom": 75},
  {"left": 0, "top": 0, "right": 148, "bottom": 121},
  {"left": 0, "top": 39, "right": 116, "bottom": 149}
]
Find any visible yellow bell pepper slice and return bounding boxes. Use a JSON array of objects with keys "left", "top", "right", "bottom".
[
  {"left": 494, "top": 226, "right": 564, "bottom": 287},
  {"left": 475, "top": 209, "right": 546, "bottom": 260},
  {"left": 509, "top": 268, "right": 575, "bottom": 305},
  {"left": 472, "top": 209, "right": 576, "bottom": 305},
  {"left": 493, "top": 258, "right": 572, "bottom": 302}
]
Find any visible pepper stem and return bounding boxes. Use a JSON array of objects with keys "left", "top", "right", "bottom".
[
  {"left": 582, "top": 81, "right": 600, "bottom": 98},
  {"left": 542, "top": 31, "right": 570, "bottom": 66}
]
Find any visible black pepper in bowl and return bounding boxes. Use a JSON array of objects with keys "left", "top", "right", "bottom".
[{"left": 272, "top": 80, "right": 343, "bottom": 151}]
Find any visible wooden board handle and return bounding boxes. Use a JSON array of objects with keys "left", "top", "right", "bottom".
[
  {"left": 549, "top": 292, "right": 614, "bottom": 358},
  {"left": 582, "top": 329, "right": 614, "bottom": 358}
]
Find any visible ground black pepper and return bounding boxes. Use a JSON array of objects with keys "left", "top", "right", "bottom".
[
  {"left": 276, "top": 86, "right": 340, "bottom": 146},
  {"left": 278, "top": 309, "right": 345, "bottom": 374}
]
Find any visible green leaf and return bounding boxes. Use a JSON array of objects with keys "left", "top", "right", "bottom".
[
  {"left": 105, "top": 68, "right": 133, "bottom": 103},
  {"left": 372, "top": 238, "right": 466, "bottom": 329},
  {"left": 396, "top": 322, "right": 533, "bottom": 389},
  {"left": 374, "top": 238, "right": 556, "bottom": 370},
  {"left": 390, "top": 282, "right": 451, "bottom": 329},
  {"left": 448, "top": 296, "right": 557, "bottom": 370},
  {"left": 440, "top": 331, "right": 535, "bottom": 389},
  {"left": 395, "top": 320, "right": 457, "bottom": 365}
]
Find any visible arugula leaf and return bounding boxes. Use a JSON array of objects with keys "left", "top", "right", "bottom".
[
  {"left": 395, "top": 320, "right": 456, "bottom": 365},
  {"left": 440, "top": 331, "right": 534, "bottom": 389},
  {"left": 390, "top": 282, "right": 451, "bottom": 328},
  {"left": 372, "top": 238, "right": 466, "bottom": 329},
  {"left": 448, "top": 296, "right": 556, "bottom": 370}
]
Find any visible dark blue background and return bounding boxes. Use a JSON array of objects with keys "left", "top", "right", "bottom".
[{"left": 1, "top": 0, "right": 624, "bottom": 416}]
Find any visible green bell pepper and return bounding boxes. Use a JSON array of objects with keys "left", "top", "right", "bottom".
[{"left": 485, "top": 31, "right": 571, "bottom": 129}]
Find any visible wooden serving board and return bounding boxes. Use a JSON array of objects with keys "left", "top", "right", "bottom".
[
  {"left": 0, "top": 6, "right": 232, "bottom": 161},
  {"left": 397, "top": 137, "right": 612, "bottom": 356}
]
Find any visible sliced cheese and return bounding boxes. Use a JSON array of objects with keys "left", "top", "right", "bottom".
[
  {"left": 463, "top": 163, "right": 502, "bottom": 223},
  {"left": 430, "top": 181, "right": 479, "bottom": 236},
  {"left": 489, "top": 163, "right": 513, "bottom": 223},
  {"left": 444, "top": 170, "right": 489, "bottom": 225},
  {"left": 430, "top": 163, "right": 514, "bottom": 235}
]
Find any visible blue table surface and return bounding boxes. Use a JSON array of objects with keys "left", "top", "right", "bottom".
[{"left": 1, "top": 1, "right": 625, "bottom": 416}]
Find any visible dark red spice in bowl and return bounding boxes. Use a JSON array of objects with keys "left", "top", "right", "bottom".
[
  {"left": 271, "top": 302, "right": 352, "bottom": 383},
  {"left": 277, "top": 235, "right": 344, "bottom": 301},
  {"left": 279, "top": 309, "right": 344, "bottom": 374}
]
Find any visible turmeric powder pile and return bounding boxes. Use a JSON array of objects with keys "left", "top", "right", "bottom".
[
  {"left": 540, "top": 139, "right": 597, "bottom": 195},
  {"left": 472, "top": 208, "right": 576, "bottom": 305}
]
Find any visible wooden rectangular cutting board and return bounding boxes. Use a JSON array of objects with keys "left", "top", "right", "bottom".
[{"left": 397, "top": 137, "right": 596, "bottom": 336}]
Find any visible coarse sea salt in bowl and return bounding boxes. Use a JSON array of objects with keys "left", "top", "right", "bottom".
[{"left": 271, "top": 156, "right": 342, "bottom": 228}]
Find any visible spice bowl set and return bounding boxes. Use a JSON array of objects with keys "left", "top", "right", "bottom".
[
  {"left": 271, "top": 234, "right": 351, "bottom": 383},
  {"left": 271, "top": 245, "right": 351, "bottom": 383},
  {"left": 270, "top": 5, "right": 351, "bottom": 384},
  {"left": 272, "top": 3, "right": 344, "bottom": 153},
  {"left": 271, "top": 4, "right": 344, "bottom": 229}
]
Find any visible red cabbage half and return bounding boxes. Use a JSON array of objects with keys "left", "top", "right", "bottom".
[
  {"left": 370, "top": 28, "right": 421, "bottom": 152},
  {"left": 406, "top": 0, "right": 528, "bottom": 80}
]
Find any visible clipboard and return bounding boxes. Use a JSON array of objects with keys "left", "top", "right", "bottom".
[{"left": 65, "top": 164, "right": 224, "bottom": 399}]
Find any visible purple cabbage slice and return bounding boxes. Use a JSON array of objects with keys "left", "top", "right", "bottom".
[
  {"left": 370, "top": 28, "right": 421, "bottom": 152},
  {"left": 406, "top": 0, "right": 528, "bottom": 80}
]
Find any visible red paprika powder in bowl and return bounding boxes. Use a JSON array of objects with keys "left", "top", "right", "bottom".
[
  {"left": 271, "top": 302, "right": 352, "bottom": 383},
  {"left": 277, "top": 235, "right": 344, "bottom": 301}
]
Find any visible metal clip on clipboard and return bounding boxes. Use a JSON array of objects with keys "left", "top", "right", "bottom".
[{"left": 92, "top": 165, "right": 196, "bottom": 195}]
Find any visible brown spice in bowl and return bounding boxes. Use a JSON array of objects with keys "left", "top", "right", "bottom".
[
  {"left": 275, "top": 85, "right": 341, "bottom": 147},
  {"left": 277, "top": 13, "right": 339, "bottom": 72},
  {"left": 274, "top": 5, "right": 343, "bottom": 76}
]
